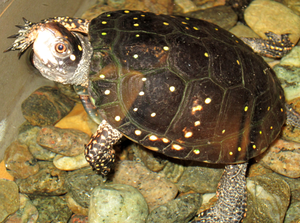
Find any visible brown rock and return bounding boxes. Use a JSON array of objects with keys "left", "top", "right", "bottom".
[
  {"left": 113, "top": 160, "right": 178, "bottom": 211},
  {"left": 65, "top": 193, "right": 89, "bottom": 216},
  {"left": 4, "top": 141, "right": 39, "bottom": 179},
  {"left": 261, "top": 139, "right": 300, "bottom": 178},
  {"left": 37, "top": 126, "right": 90, "bottom": 157},
  {"left": 21, "top": 86, "right": 75, "bottom": 126}
]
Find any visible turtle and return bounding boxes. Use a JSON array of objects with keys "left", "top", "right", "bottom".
[{"left": 5, "top": 10, "right": 298, "bottom": 222}]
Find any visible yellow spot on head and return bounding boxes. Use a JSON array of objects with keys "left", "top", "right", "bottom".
[
  {"left": 135, "top": 130, "right": 142, "bottom": 136},
  {"left": 172, "top": 144, "right": 183, "bottom": 150},
  {"left": 149, "top": 135, "right": 158, "bottom": 141},
  {"left": 133, "top": 108, "right": 138, "bottom": 112},
  {"left": 205, "top": 98, "right": 211, "bottom": 104},
  {"left": 115, "top": 116, "right": 121, "bottom": 121},
  {"left": 192, "top": 105, "right": 203, "bottom": 114},
  {"left": 142, "top": 77, "right": 147, "bottom": 81},
  {"left": 78, "top": 45, "right": 82, "bottom": 51},
  {"left": 70, "top": 54, "right": 76, "bottom": 61}
]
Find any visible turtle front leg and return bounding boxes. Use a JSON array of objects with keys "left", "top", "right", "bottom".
[
  {"left": 85, "top": 120, "right": 122, "bottom": 175},
  {"left": 192, "top": 163, "right": 248, "bottom": 223}
]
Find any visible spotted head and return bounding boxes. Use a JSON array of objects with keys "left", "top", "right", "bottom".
[{"left": 5, "top": 17, "right": 93, "bottom": 85}]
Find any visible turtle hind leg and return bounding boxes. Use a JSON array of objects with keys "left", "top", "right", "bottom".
[
  {"left": 191, "top": 163, "right": 248, "bottom": 223},
  {"left": 85, "top": 120, "right": 122, "bottom": 176}
]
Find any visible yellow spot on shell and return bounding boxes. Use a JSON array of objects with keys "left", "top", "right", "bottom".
[
  {"left": 238, "top": 147, "right": 242, "bottom": 151},
  {"left": 194, "top": 149, "right": 200, "bottom": 154},
  {"left": 124, "top": 10, "right": 130, "bottom": 13},
  {"left": 163, "top": 22, "right": 169, "bottom": 25},
  {"left": 151, "top": 113, "right": 156, "bottom": 117},
  {"left": 102, "top": 21, "right": 107, "bottom": 24},
  {"left": 134, "top": 23, "right": 139, "bottom": 27},
  {"left": 163, "top": 46, "right": 169, "bottom": 51},
  {"left": 253, "top": 145, "right": 256, "bottom": 149},
  {"left": 169, "top": 86, "right": 175, "bottom": 92},
  {"left": 244, "top": 106, "right": 248, "bottom": 112},
  {"left": 194, "top": 121, "right": 200, "bottom": 126},
  {"left": 162, "top": 138, "right": 170, "bottom": 143},
  {"left": 149, "top": 135, "right": 158, "bottom": 141},
  {"left": 204, "top": 52, "right": 209, "bottom": 57},
  {"left": 229, "top": 151, "right": 233, "bottom": 155},
  {"left": 184, "top": 131, "right": 193, "bottom": 138},
  {"left": 205, "top": 98, "right": 211, "bottom": 104},
  {"left": 115, "top": 116, "right": 121, "bottom": 121},
  {"left": 172, "top": 144, "right": 183, "bottom": 150},
  {"left": 135, "top": 130, "right": 142, "bottom": 136}
]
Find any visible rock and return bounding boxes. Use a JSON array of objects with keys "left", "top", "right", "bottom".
[
  {"left": 273, "top": 48, "right": 300, "bottom": 101},
  {"left": 15, "top": 161, "right": 68, "bottom": 196},
  {"left": 244, "top": 0, "right": 300, "bottom": 44},
  {"left": 31, "top": 196, "right": 72, "bottom": 223},
  {"left": 230, "top": 22, "right": 260, "bottom": 39},
  {"left": 18, "top": 126, "right": 56, "bottom": 161},
  {"left": 284, "top": 201, "right": 300, "bottom": 223},
  {"left": 21, "top": 86, "right": 75, "bottom": 126},
  {"left": 176, "top": 165, "right": 224, "bottom": 193},
  {"left": 4, "top": 194, "right": 38, "bottom": 223},
  {"left": 66, "top": 168, "right": 105, "bottom": 208},
  {"left": 53, "top": 153, "right": 89, "bottom": 171},
  {"left": 89, "top": 184, "right": 148, "bottom": 223},
  {"left": 260, "top": 139, "right": 300, "bottom": 178},
  {"left": 146, "top": 193, "right": 202, "bottom": 223},
  {"left": 184, "top": 6, "right": 238, "bottom": 30},
  {"left": 281, "top": 176, "right": 300, "bottom": 204},
  {"left": 247, "top": 162, "right": 273, "bottom": 178},
  {"left": 69, "top": 214, "right": 88, "bottom": 223},
  {"left": 113, "top": 160, "right": 178, "bottom": 211},
  {"left": 37, "top": 126, "right": 90, "bottom": 157},
  {"left": 4, "top": 141, "right": 39, "bottom": 179},
  {"left": 55, "top": 103, "right": 98, "bottom": 136},
  {"left": 160, "top": 161, "right": 186, "bottom": 183},
  {"left": 65, "top": 193, "right": 89, "bottom": 216},
  {"left": 131, "top": 143, "right": 168, "bottom": 172},
  {"left": 0, "top": 179, "right": 19, "bottom": 222},
  {"left": 55, "top": 83, "right": 81, "bottom": 102},
  {"left": 0, "top": 160, "right": 14, "bottom": 181},
  {"left": 243, "top": 173, "right": 290, "bottom": 223}
]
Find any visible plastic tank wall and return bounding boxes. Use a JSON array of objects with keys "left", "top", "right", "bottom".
[{"left": 0, "top": 0, "right": 97, "bottom": 160}]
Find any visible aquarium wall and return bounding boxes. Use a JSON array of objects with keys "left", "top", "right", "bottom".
[{"left": 0, "top": 0, "right": 96, "bottom": 160}]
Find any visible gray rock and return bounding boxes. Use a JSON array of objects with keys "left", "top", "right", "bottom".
[
  {"left": 4, "top": 194, "right": 38, "bottom": 223},
  {"left": 176, "top": 165, "right": 223, "bottom": 193},
  {"left": 146, "top": 193, "right": 202, "bottom": 223},
  {"left": 284, "top": 201, "right": 300, "bottom": 223},
  {"left": 66, "top": 167, "right": 105, "bottom": 208},
  {"left": 31, "top": 195, "right": 72, "bottom": 223},
  {"left": 15, "top": 161, "right": 68, "bottom": 196},
  {"left": 89, "top": 184, "right": 148, "bottom": 223},
  {"left": 113, "top": 160, "right": 178, "bottom": 211},
  {"left": 18, "top": 126, "right": 56, "bottom": 161},
  {"left": 244, "top": 173, "right": 290, "bottom": 223},
  {"left": 0, "top": 179, "right": 19, "bottom": 222}
]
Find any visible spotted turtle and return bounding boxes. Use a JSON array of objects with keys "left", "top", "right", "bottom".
[{"left": 6, "top": 10, "right": 296, "bottom": 222}]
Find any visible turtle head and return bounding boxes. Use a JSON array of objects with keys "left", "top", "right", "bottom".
[{"left": 5, "top": 18, "right": 93, "bottom": 85}]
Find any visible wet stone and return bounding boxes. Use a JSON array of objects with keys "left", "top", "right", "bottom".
[
  {"left": 244, "top": 0, "right": 300, "bottom": 44},
  {"left": 4, "top": 194, "right": 38, "bottom": 223},
  {"left": 65, "top": 193, "right": 89, "bottom": 216},
  {"left": 261, "top": 139, "right": 300, "bottom": 178},
  {"left": 160, "top": 161, "right": 186, "bottom": 183},
  {"left": 31, "top": 195, "right": 72, "bottom": 223},
  {"left": 15, "top": 161, "right": 68, "bottom": 196},
  {"left": 53, "top": 153, "right": 89, "bottom": 171},
  {"left": 89, "top": 184, "right": 148, "bottom": 223},
  {"left": 281, "top": 176, "right": 300, "bottom": 204},
  {"left": 146, "top": 193, "right": 202, "bottom": 223},
  {"left": 0, "top": 179, "right": 19, "bottom": 222},
  {"left": 21, "top": 86, "right": 75, "bottom": 126},
  {"left": 131, "top": 143, "right": 168, "bottom": 172},
  {"left": 176, "top": 165, "right": 224, "bottom": 193},
  {"left": 113, "top": 160, "right": 178, "bottom": 211},
  {"left": 55, "top": 83, "right": 81, "bottom": 103},
  {"left": 18, "top": 126, "right": 56, "bottom": 161},
  {"left": 184, "top": 6, "right": 238, "bottom": 30},
  {"left": 37, "top": 126, "right": 90, "bottom": 157},
  {"left": 244, "top": 173, "right": 290, "bottom": 223},
  {"left": 66, "top": 167, "right": 105, "bottom": 208},
  {"left": 284, "top": 201, "right": 300, "bottom": 223},
  {"left": 69, "top": 214, "right": 88, "bottom": 223},
  {"left": 4, "top": 141, "right": 39, "bottom": 179}
]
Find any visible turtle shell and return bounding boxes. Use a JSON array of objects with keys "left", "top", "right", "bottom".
[{"left": 87, "top": 10, "right": 285, "bottom": 164}]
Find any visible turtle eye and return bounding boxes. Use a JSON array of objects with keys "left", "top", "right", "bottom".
[{"left": 55, "top": 43, "right": 67, "bottom": 53}]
